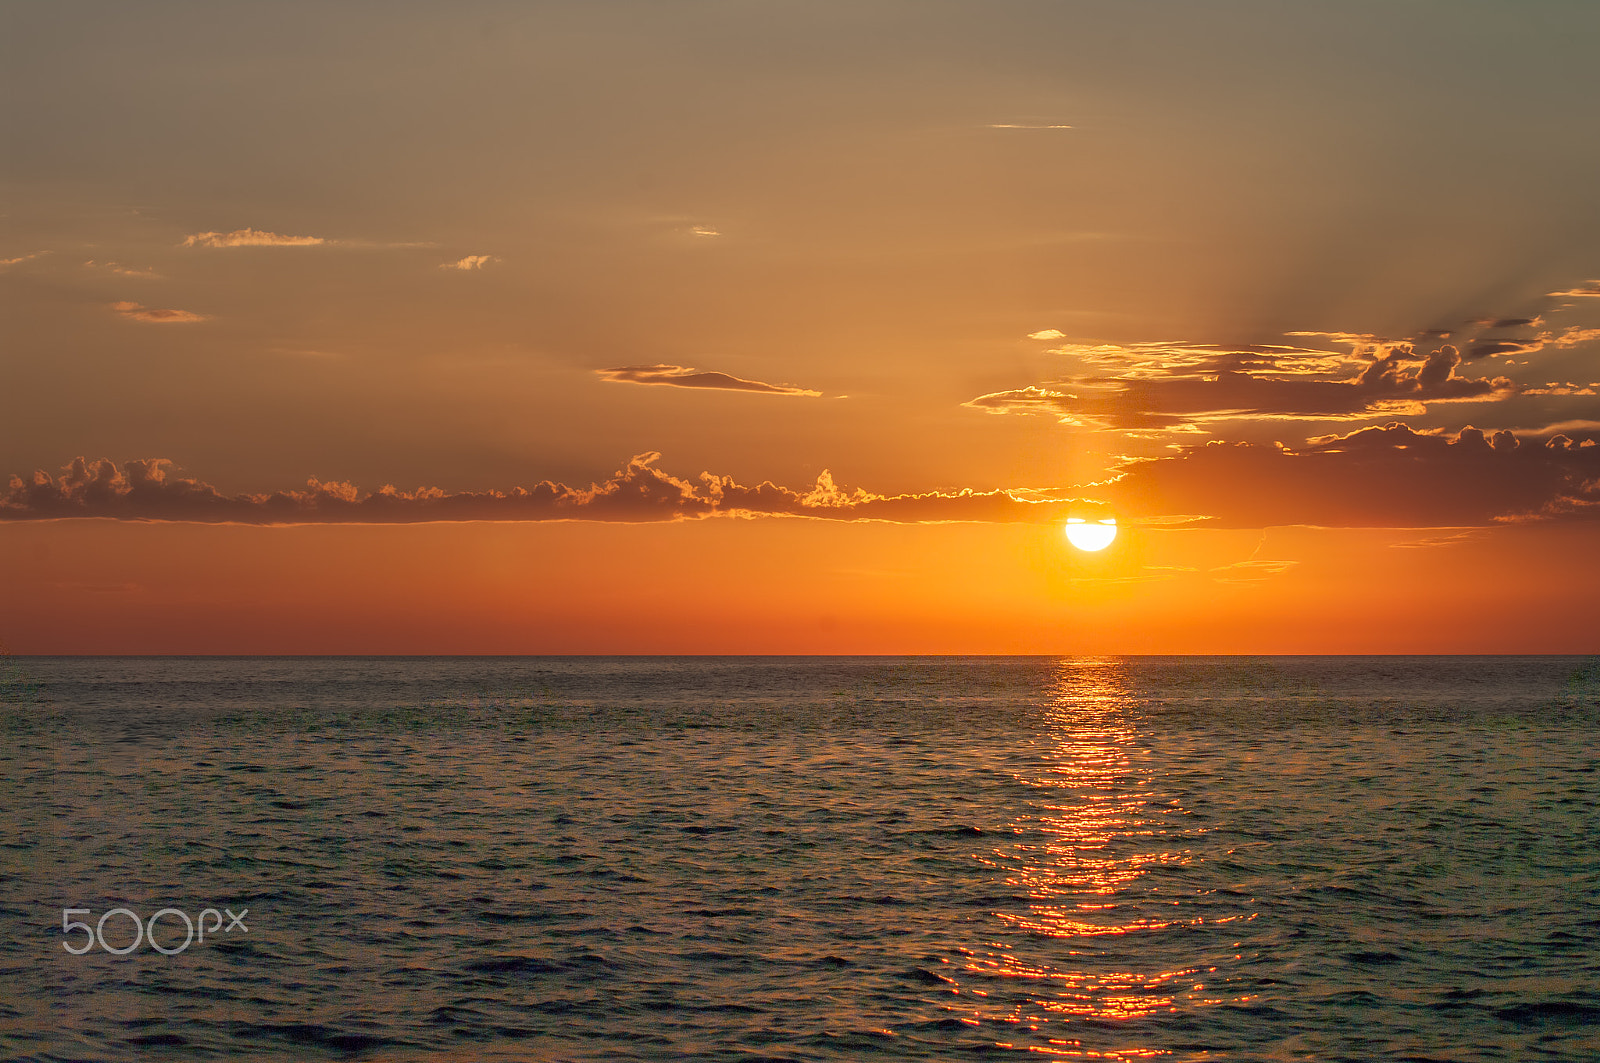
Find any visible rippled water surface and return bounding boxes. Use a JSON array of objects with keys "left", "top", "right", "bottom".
[{"left": 2, "top": 656, "right": 1599, "bottom": 1061}]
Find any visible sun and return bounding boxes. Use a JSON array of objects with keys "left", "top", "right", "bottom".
[{"left": 1064, "top": 517, "right": 1117, "bottom": 552}]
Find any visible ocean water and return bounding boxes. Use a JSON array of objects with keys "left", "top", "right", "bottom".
[{"left": 1, "top": 656, "right": 1598, "bottom": 1062}]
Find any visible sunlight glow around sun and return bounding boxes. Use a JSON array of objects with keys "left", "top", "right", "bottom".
[{"left": 1065, "top": 518, "right": 1118, "bottom": 552}]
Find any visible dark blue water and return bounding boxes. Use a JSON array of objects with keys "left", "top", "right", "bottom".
[{"left": 2, "top": 656, "right": 1598, "bottom": 1061}]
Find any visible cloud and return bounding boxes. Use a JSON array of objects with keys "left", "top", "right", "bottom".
[
  {"left": 1466, "top": 339, "right": 1544, "bottom": 359},
  {"left": 441, "top": 254, "right": 496, "bottom": 270},
  {"left": 597, "top": 364, "right": 823, "bottom": 397},
  {"left": 1390, "top": 531, "right": 1483, "bottom": 550},
  {"left": 1209, "top": 559, "right": 1299, "bottom": 583},
  {"left": 13, "top": 429, "right": 1600, "bottom": 531},
  {"left": 1293, "top": 313, "right": 1595, "bottom": 363},
  {"left": 182, "top": 228, "right": 324, "bottom": 248},
  {"left": 1522, "top": 383, "right": 1598, "bottom": 396},
  {"left": 1100, "top": 423, "right": 1600, "bottom": 528},
  {"left": 967, "top": 344, "right": 1513, "bottom": 429},
  {"left": 1, "top": 252, "right": 46, "bottom": 268},
  {"left": 689, "top": 226, "right": 721, "bottom": 237},
  {"left": 1048, "top": 339, "right": 1356, "bottom": 375},
  {"left": 987, "top": 123, "right": 1074, "bottom": 129},
  {"left": 2, "top": 454, "right": 1075, "bottom": 526},
  {"left": 110, "top": 300, "right": 207, "bottom": 324},
  {"left": 1552, "top": 326, "right": 1600, "bottom": 349},
  {"left": 1027, "top": 329, "right": 1067, "bottom": 340},
  {"left": 962, "top": 385, "right": 1113, "bottom": 427},
  {"left": 1547, "top": 281, "right": 1600, "bottom": 299},
  {"left": 1521, "top": 419, "right": 1600, "bottom": 438},
  {"left": 1454, "top": 322, "right": 1600, "bottom": 360},
  {"left": 1285, "top": 330, "right": 1387, "bottom": 348},
  {"left": 85, "top": 260, "right": 160, "bottom": 279}
]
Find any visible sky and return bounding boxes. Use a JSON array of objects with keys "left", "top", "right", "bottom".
[{"left": 3, "top": 0, "right": 1599, "bottom": 653}]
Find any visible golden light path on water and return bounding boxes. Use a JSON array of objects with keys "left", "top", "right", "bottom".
[{"left": 960, "top": 660, "right": 1257, "bottom": 1059}]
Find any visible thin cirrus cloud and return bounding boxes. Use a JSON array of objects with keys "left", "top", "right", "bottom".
[
  {"left": 110, "top": 300, "right": 207, "bottom": 324},
  {"left": 2, "top": 455, "right": 1070, "bottom": 526},
  {"left": 597, "top": 364, "right": 823, "bottom": 397},
  {"left": 181, "top": 228, "right": 325, "bottom": 248},
  {"left": 1101, "top": 423, "right": 1600, "bottom": 528}
]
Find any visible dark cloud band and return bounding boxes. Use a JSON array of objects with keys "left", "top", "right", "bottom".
[
  {"left": 1104, "top": 424, "right": 1600, "bottom": 528},
  {"left": 2, "top": 455, "right": 1060, "bottom": 526},
  {"left": 10, "top": 427, "right": 1597, "bottom": 530}
]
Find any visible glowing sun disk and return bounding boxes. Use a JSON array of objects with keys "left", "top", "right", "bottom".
[{"left": 1065, "top": 518, "right": 1118, "bottom": 552}]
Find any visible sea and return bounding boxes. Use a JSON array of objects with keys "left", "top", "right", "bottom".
[{"left": 1, "top": 656, "right": 1597, "bottom": 1062}]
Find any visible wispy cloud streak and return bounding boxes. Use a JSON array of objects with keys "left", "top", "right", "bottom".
[{"left": 597, "top": 364, "right": 823, "bottom": 397}]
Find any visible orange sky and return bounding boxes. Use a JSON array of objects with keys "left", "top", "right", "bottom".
[
  {"left": 4, "top": 1, "right": 1600, "bottom": 653},
  {"left": 6, "top": 516, "right": 1597, "bottom": 655}
]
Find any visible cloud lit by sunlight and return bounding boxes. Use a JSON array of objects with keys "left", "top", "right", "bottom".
[
  {"left": 182, "top": 228, "right": 325, "bottom": 248},
  {"left": 110, "top": 300, "right": 207, "bottom": 323}
]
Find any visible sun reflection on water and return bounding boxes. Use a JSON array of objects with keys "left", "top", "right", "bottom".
[{"left": 957, "top": 659, "right": 1246, "bottom": 1053}]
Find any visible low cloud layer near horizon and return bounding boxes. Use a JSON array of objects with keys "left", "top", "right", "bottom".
[
  {"left": 1102, "top": 424, "right": 1600, "bottom": 528},
  {"left": 8, "top": 424, "right": 1598, "bottom": 529},
  {"left": 2, "top": 454, "right": 1060, "bottom": 526}
]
